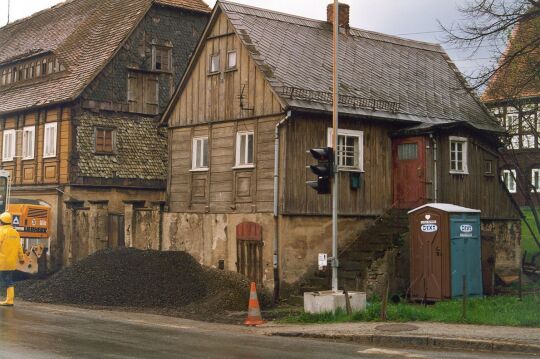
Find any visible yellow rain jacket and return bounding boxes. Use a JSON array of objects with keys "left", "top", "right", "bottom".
[{"left": 0, "top": 225, "right": 24, "bottom": 271}]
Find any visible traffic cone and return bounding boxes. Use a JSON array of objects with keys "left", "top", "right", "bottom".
[{"left": 244, "top": 282, "right": 265, "bottom": 326}]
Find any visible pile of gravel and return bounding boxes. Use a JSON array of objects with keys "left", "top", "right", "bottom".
[{"left": 18, "top": 248, "right": 268, "bottom": 313}]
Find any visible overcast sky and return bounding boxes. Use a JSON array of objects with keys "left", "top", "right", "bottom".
[{"left": 0, "top": 0, "right": 499, "bottom": 76}]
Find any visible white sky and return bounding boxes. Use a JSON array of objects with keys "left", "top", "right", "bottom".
[{"left": 0, "top": 0, "right": 499, "bottom": 77}]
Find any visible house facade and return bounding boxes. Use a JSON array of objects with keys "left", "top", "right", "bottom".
[
  {"left": 162, "top": 1, "right": 521, "bottom": 294},
  {"left": 483, "top": 15, "right": 540, "bottom": 207},
  {"left": 0, "top": 0, "right": 210, "bottom": 268}
]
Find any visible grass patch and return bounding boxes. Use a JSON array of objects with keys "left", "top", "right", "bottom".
[
  {"left": 279, "top": 294, "right": 540, "bottom": 327},
  {"left": 521, "top": 207, "right": 540, "bottom": 262}
]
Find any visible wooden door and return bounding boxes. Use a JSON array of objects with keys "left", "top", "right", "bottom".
[
  {"left": 236, "top": 222, "right": 263, "bottom": 284},
  {"left": 393, "top": 137, "right": 426, "bottom": 209},
  {"left": 410, "top": 210, "right": 445, "bottom": 300},
  {"left": 108, "top": 214, "right": 125, "bottom": 248}
]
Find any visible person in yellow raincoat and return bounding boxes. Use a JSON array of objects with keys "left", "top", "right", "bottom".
[{"left": 0, "top": 212, "right": 24, "bottom": 306}]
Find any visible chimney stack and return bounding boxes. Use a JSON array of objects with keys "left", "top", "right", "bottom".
[{"left": 327, "top": 2, "right": 350, "bottom": 28}]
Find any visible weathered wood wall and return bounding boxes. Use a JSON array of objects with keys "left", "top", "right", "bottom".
[
  {"left": 282, "top": 115, "right": 396, "bottom": 216},
  {"left": 168, "top": 115, "right": 281, "bottom": 213},
  {"left": 167, "top": 11, "right": 283, "bottom": 128},
  {"left": 436, "top": 129, "right": 518, "bottom": 219},
  {"left": 0, "top": 105, "right": 71, "bottom": 186}
]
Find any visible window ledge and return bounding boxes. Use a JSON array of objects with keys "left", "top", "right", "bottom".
[
  {"left": 232, "top": 165, "right": 255, "bottom": 170},
  {"left": 43, "top": 155, "right": 57, "bottom": 159},
  {"left": 22, "top": 157, "right": 35, "bottom": 161},
  {"left": 225, "top": 68, "right": 237, "bottom": 73},
  {"left": 338, "top": 168, "right": 364, "bottom": 173},
  {"left": 208, "top": 71, "right": 220, "bottom": 76},
  {"left": 449, "top": 170, "right": 469, "bottom": 175},
  {"left": 190, "top": 168, "right": 209, "bottom": 172},
  {"left": 2, "top": 159, "right": 14, "bottom": 163}
]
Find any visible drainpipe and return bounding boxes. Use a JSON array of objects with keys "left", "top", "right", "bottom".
[
  {"left": 430, "top": 133, "right": 438, "bottom": 203},
  {"left": 273, "top": 110, "right": 291, "bottom": 302}
]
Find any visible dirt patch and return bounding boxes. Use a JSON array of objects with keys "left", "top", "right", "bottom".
[{"left": 17, "top": 248, "right": 271, "bottom": 320}]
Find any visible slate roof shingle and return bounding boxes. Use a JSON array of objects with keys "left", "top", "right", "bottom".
[
  {"left": 0, "top": 0, "right": 210, "bottom": 115},
  {"left": 216, "top": 1, "right": 501, "bottom": 133}
]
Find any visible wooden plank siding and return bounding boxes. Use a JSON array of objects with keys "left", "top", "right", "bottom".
[
  {"left": 167, "top": 11, "right": 286, "bottom": 214},
  {"left": 0, "top": 105, "right": 71, "bottom": 186},
  {"left": 168, "top": 12, "right": 283, "bottom": 128},
  {"left": 282, "top": 115, "right": 396, "bottom": 216},
  {"left": 168, "top": 115, "right": 282, "bottom": 213},
  {"left": 436, "top": 130, "right": 517, "bottom": 220}
]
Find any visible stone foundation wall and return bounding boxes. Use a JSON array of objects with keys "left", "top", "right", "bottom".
[{"left": 481, "top": 219, "right": 521, "bottom": 275}]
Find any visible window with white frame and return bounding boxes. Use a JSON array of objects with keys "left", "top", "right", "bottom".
[
  {"left": 209, "top": 53, "right": 220, "bottom": 74},
  {"left": 22, "top": 126, "right": 35, "bottom": 160},
  {"left": 227, "top": 50, "right": 237, "bottom": 70},
  {"left": 327, "top": 128, "right": 364, "bottom": 171},
  {"left": 235, "top": 131, "right": 254, "bottom": 167},
  {"left": 505, "top": 113, "right": 519, "bottom": 133},
  {"left": 2, "top": 130, "right": 16, "bottom": 162},
  {"left": 508, "top": 135, "right": 520, "bottom": 149},
  {"left": 502, "top": 169, "right": 517, "bottom": 193},
  {"left": 43, "top": 122, "right": 57, "bottom": 158},
  {"left": 522, "top": 134, "right": 535, "bottom": 149},
  {"left": 191, "top": 137, "right": 208, "bottom": 170},
  {"left": 449, "top": 136, "right": 468, "bottom": 174},
  {"left": 532, "top": 169, "right": 540, "bottom": 193}
]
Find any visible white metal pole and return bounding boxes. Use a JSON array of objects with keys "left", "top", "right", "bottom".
[{"left": 331, "top": 0, "right": 339, "bottom": 293}]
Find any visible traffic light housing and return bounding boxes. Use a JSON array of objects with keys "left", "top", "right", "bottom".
[{"left": 306, "top": 147, "right": 334, "bottom": 194}]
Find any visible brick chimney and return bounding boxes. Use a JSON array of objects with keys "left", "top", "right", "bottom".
[{"left": 327, "top": 2, "right": 350, "bottom": 28}]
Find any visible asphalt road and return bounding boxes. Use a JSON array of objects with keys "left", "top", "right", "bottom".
[{"left": 0, "top": 303, "right": 535, "bottom": 359}]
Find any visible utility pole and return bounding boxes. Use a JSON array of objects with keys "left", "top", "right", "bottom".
[{"left": 331, "top": 0, "right": 339, "bottom": 293}]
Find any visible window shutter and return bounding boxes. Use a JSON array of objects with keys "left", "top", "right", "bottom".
[
  {"left": 144, "top": 74, "right": 159, "bottom": 115},
  {"left": 127, "top": 72, "right": 141, "bottom": 113}
]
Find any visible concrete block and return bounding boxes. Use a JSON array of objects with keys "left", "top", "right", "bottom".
[{"left": 303, "top": 290, "right": 367, "bottom": 314}]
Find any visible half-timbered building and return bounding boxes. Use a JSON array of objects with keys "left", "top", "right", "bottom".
[
  {"left": 0, "top": 0, "right": 210, "bottom": 268},
  {"left": 162, "top": 1, "right": 521, "bottom": 293},
  {"left": 483, "top": 15, "right": 540, "bottom": 207}
]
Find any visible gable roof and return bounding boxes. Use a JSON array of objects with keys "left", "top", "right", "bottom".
[
  {"left": 0, "top": 0, "right": 210, "bottom": 116},
  {"left": 482, "top": 15, "right": 540, "bottom": 103},
  {"left": 164, "top": 1, "right": 502, "bottom": 133}
]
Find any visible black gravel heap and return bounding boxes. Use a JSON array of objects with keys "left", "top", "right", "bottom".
[{"left": 18, "top": 248, "right": 264, "bottom": 312}]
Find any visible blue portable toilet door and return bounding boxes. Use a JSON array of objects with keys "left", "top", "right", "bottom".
[{"left": 450, "top": 213, "right": 483, "bottom": 297}]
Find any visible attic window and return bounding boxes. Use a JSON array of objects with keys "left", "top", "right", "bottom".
[
  {"left": 227, "top": 50, "right": 237, "bottom": 70},
  {"left": 152, "top": 45, "right": 171, "bottom": 72},
  {"left": 209, "top": 53, "right": 220, "bottom": 74}
]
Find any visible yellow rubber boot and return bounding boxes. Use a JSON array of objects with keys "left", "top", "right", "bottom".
[{"left": 0, "top": 287, "right": 14, "bottom": 306}]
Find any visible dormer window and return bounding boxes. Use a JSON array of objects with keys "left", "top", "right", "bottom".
[{"left": 0, "top": 55, "right": 64, "bottom": 87}]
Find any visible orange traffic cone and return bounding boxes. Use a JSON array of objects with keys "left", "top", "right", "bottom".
[{"left": 244, "top": 282, "right": 265, "bottom": 326}]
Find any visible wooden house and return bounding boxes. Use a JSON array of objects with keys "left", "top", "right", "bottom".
[
  {"left": 0, "top": 0, "right": 210, "bottom": 268},
  {"left": 483, "top": 15, "right": 540, "bottom": 207},
  {"left": 161, "top": 1, "right": 521, "bottom": 292}
]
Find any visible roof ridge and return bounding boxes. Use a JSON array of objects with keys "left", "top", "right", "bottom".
[
  {"left": 219, "top": 0, "right": 443, "bottom": 52},
  {"left": 0, "top": 0, "right": 74, "bottom": 32}
]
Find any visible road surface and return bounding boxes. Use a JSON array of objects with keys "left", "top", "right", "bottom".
[{"left": 0, "top": 302, "right": 534, "bottom": 358}]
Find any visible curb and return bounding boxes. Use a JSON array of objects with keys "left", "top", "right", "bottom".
[{"left": 267, "top": 332, "right": 540, "bottom": 354}]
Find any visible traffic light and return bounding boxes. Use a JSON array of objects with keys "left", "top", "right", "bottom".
[{"left": 306, "top": 147, "right": 334, "bottom": 194}]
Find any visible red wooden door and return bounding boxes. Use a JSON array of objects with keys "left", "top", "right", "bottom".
[{"left": 393, "top": 137, "right": 426, "bottom": 209}]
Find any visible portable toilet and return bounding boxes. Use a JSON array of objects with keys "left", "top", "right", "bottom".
[{"left": 408, "top": 203, "right": 483, "bottom": 301}]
